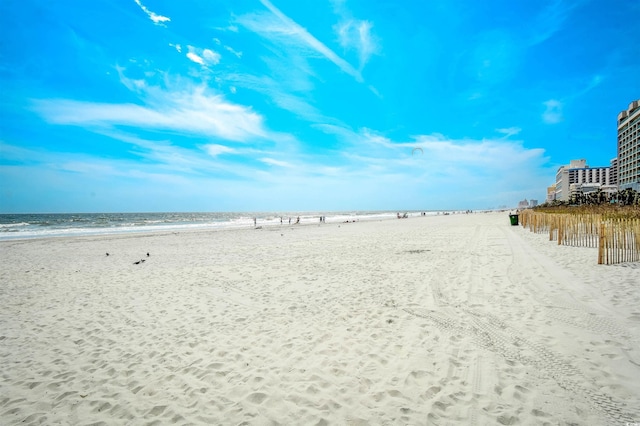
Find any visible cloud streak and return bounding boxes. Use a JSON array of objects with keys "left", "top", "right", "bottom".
[
  {"left": 31, "top": 79, "right": 267, "bottom": 142},
  {"left": 134, "top": 0, "right": 170, "bottom": 25},
  {"left": 335, "top": 20, "right": 378, "bottom": 71},
  {"left": 243, "top": 0, "right": 363, "bottom": 82},
  {"left": 317, "top": 125, "right": 548, "bottom": 178},
  {"left": 526, "top": 0, "right": 583, "bottom": 46},
  {"left": 186, "top": 45, "right": 221, "bottom": 67},
  {"left": 331, "top": 0, "right": 380, "bottom": 71}
]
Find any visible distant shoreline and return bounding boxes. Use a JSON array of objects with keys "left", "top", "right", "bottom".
[{"left": 0, "top": 210, "right": 491, "bottom": 241}]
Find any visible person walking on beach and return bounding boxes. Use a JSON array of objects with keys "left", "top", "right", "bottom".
[{"left": 253, "top": 217, "right": 257, "bottom": 227}]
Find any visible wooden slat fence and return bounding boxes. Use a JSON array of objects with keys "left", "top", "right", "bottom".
[
  {"left": 598, "top": 219, "right": 640, "bottom": 264},
  {"left": 518, "top": 210, "right": 640, "bottom": 265}
]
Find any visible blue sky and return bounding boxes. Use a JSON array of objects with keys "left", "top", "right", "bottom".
[{"left": 1, "top": 0, "right": 639, "bottom": 213}]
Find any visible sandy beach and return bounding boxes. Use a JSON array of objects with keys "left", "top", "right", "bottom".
[{"left": 1, "top": 211, "right": 639, "bottom": 425}]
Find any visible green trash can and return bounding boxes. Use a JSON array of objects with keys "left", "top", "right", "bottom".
[{"left": 509, "top": 214, "right": 519, "bottom": 226}]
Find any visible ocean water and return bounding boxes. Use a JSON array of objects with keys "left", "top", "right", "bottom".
[{"left": 0, "top": 211, "right": 440, "bottom": 240}]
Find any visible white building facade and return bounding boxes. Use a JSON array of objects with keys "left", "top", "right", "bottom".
[
  {"left": 617, "top": 100, "right": 640, "bottom": 191},
  {"left": 555, "top": 159, "right": 615, "bottom": 202}
]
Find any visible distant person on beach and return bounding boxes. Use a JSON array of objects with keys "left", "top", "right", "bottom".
[
  {"left": 296, "top": 216, "right": 300, "bottom": 224},
  {"left": 289, "top": 217, "right": 291, "bottom": 225},
  {"left": 253, "top": 217, "right": 257, "bottom": 227}
]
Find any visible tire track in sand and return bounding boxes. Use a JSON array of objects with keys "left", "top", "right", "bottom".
[
  {"left": 400, "top": 219, "right": 639, "bottom": 425},
  {"left": 403, "top": 306, "right": 639, "bottom": 425},
  {"left": 502, "top": 227, "right": 637, "bottom": 344}
]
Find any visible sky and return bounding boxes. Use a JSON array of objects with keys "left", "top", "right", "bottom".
[{"left": 1, "top": 0, "right": 639, "bottom": 213}]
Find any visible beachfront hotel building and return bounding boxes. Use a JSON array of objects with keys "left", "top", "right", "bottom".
[
  {"left": 547, "top": 185, "right": 556, "bottom": 202},
  {"left": 555, "top": 159, "right": 615, "bottom": 202},
  {"left": 617, "top": 99, "right": 640, "bottom": 191},
  {"left": 610, "top": 157, "right": 618, "bottom": 187}
]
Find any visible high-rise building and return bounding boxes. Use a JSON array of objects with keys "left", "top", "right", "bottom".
[
  {"left": 610, "top": 157, "right": 618, "bottom": 186},
  {"left": 617, "top": 100, "right": 640, "bottom": 191},
  {"left": 546, "top": 185, "right": 556, "bottom": 203},
  {"left": 555, "top": 159, "right": 614, "bottom": 201}
]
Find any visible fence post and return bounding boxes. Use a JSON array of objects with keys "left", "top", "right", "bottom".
[{"left": 598, "top": 223, "right": 605, "bottom": 265}]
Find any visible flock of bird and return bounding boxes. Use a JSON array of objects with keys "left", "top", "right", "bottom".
[{"left": 105, "top": 251, "right": 150, "bottom": 264}]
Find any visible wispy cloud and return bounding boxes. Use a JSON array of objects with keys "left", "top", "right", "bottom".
[
  {"left": 31, "top": 73, "right": 267, "bottom": 142},
  {"left": 571, "top": 74, "right": 605, "bottom": 100},
  {"left": 526, "top": 0, "right": 582, "bottom": 46},
  {"left": 542, "top": 99, "right": 563, "bottom": 124},
  {"left": 224, "top": 45, "right": 243, "bottom": 58},
  {"left": 186, "top": 52, "right": 205, "bottom": 65},
  {"left": 331, "top": 1, "right": 380, "bottom": 71},
  {"left": 259, "top": 157, "right": 294, "bottom": 168},
  {"left": 186, "top": 45, "right": 221, "bottom": 67},
  {"left": 231, "top": 1, "right": 377, "bottom": 121},
  {"left": 97, "top": 131, "right": 256, "bottom": 177},
  {"left": 496, "top": 127, "right": 522, "bottom": 138},
  {"left": 317, "top": 125, "right": 547, "bottom": 174},
  {"left": 203, "top": 144, "right": 236, "bottom": 157},
  {"left": 302, "top": 125, "right": 551, "bottom": 209},
  {"left": 223, "top": 71, "right": 325, "bottom": 122},
  {"left": 134, "top": 0, "right": 170, "bottom": 26},
  {"left": 240, "top": 0, "right": 363, "bottom": 82}
]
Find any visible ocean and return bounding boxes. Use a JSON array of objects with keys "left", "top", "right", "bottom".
[{"left": 0, "top": 211, "right": 442, "bottom": 240}]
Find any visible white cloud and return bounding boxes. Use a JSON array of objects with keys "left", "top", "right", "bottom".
[
  {"left": 186, "top": 46, "right": 221, "bottom": 66},
  {"left": 569, "top": 74, "right": 605, "bottom": 100},
  {"left": 332, "top": 4, "right": 380, "bottom": 72},
  {"left": 31, "top": 77, "right": 267, "bottom": 142},
  {"left": 260, "top": 157, "right": 293, "bottom": 168},
  {"left": 526, "top": 0, "right": 583, "bottom": 46},
  {"left": 186, "top": 52, "right": 204, "bottom": 65},
  {"left": 202, "top": 49, "right": 221, "bottom": 64},
  {"left": 240, "top": 0, "right": 363, "bottom": 82},
  {"left": 204, "top": 144, "right": 236, "bottom": 156},
  {"left": 542, "top": 99, "right": 563, "bottom": 124},
  {"left": 496, "top": 127, "right": 522, "bottom": 137},
  {"left": 134, "top": 0, "right": 170, "bottom": 25},
  {"left": 330, "top": 0, "right": 380, "bottom": 72},
  {"left": 214, "top": 25, "right": 239, "bottom": 32},
  {"left": 224, "top": 72, "right": 324, "bottom": 121},
  {"left": 224, "top": 45, "right": 243, "bottom": 58},
  {"left": 411, "top": 134, "right": 545, "bottom": 169},
  {"left": 335, "top": 20, "right": 379, "bottom": 70},
  {"left": 315, "top": 125, "right": 550, "bottom": 197}
]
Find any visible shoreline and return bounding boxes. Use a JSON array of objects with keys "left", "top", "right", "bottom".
[
  {"left": 0, "top": 209, "right": 492, "bottom": 242},
  {"left": 0, "top": 211, "right": 491, "bottom": 243}
]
